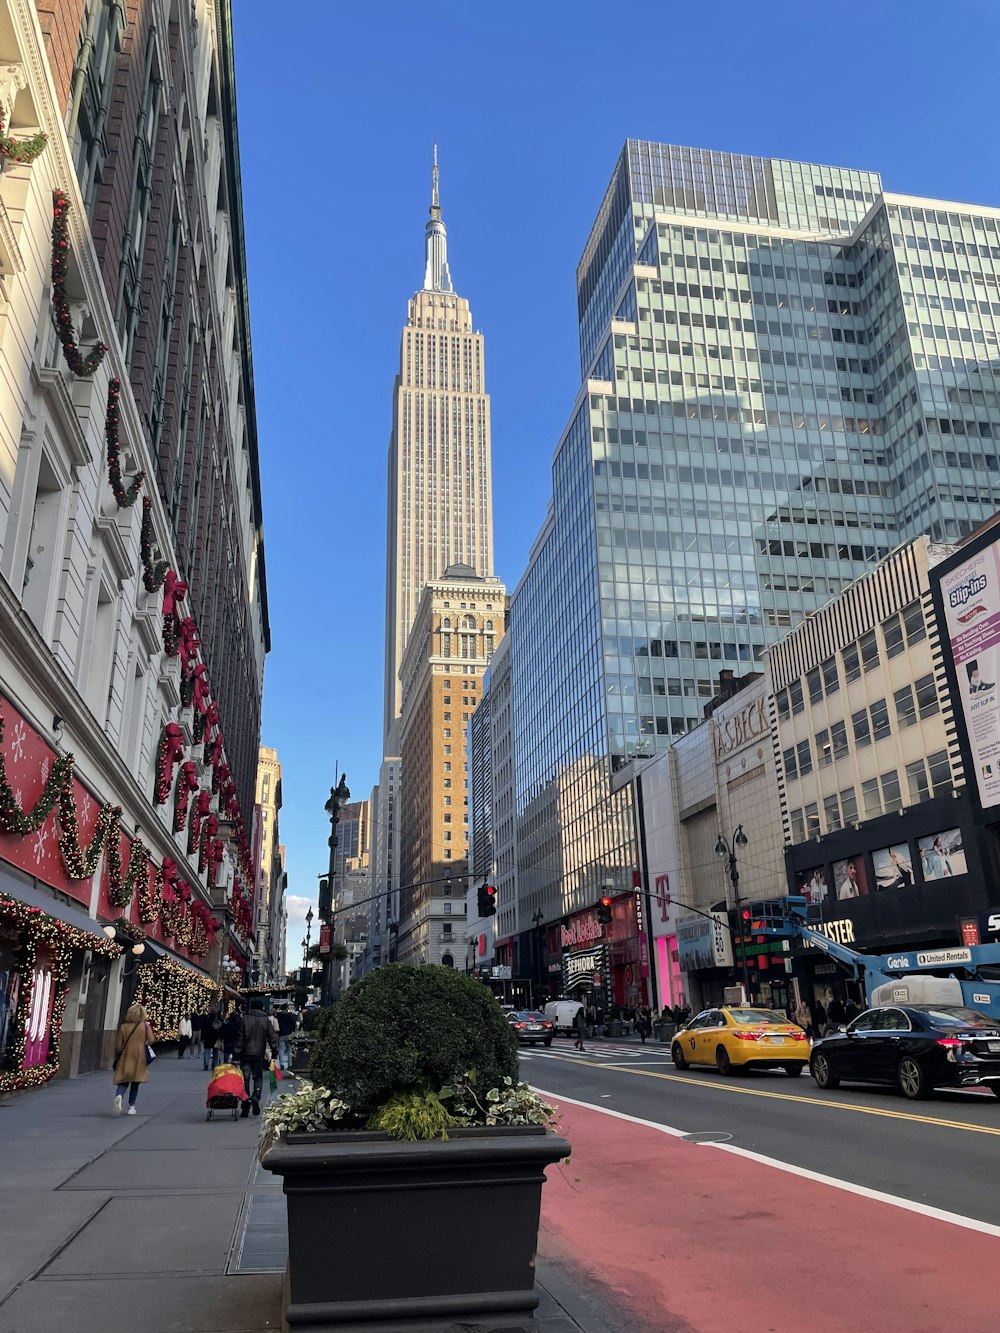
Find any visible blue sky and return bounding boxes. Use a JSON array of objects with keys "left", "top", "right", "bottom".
[{"left": 233, "top": 0, "right": 1000, "bottom": 952}]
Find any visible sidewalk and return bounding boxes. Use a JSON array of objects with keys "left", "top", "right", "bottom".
[{"left": 0, "top": 1058, "right": 620, "bottom": 1333}]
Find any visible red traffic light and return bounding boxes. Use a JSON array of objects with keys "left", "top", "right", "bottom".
[
  {"left": 741, "top": 909, "right": 752, "bottom": 921},
  {"left": 600, "top": 896, "right": 613, "bottom": 907},
  {"left": 486, "top": 885, "right": 497, "bottom": 897}
]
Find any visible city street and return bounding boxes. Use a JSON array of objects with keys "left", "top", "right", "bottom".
[{"left": 527, "top": 1037, "right": 1000, "bottom": 1332}]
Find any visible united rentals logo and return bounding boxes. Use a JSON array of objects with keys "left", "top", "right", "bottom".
[{"left": 949, "top": 573, "right": 988, "bottom": 608}]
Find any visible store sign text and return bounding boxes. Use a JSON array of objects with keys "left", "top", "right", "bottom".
[
  {"left": 714, "top": 697, "right": 767, "bottom": 760},
  {"left": 561, "top": 917, "right": 603, "bottom": 948}
]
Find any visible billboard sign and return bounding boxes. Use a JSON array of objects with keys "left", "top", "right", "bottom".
[{"left": 940, "top": 538, "right": 1000, "bottom": 808}]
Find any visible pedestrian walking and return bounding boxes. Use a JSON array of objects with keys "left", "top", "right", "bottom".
[
  {"left": 827, "top": 997, "right": 846, "bottom": 1031},
  {"left": 189, "top": 1011, "right": 204, "bottom": 1061},
  {"left": 112, "top": 1002, "right": 155, "bottom": 1116},
  {"left": 275, "top": 1004, "right": 297, "bottom": 1071},
  {"left": 794, "top": 998, "right": 814, "bottom": 1039},
  {"left": 222, "top": 1006, "right": 242, "bottom": 1064},
  {"left": 637, "top": 1007, "right": 652, "bottom": 1044},
  {"left": 813, "top": 1000, "right": 827, "bottom": 1037},
  {"left": 235, "top": 998, "right": 276, "bottom": 1117},
  {"left": 573, "top": 1006, "right": 586, "bottom": 1051},
  {"left": 844, "top": 998, "right": 861, "bottom": 1023},
  {"left": 202, "top": 1007, "right": 223, "bottom": 1070},
  {"left": 177, "top": 1014, "right": 192, "bottom": 1059}
]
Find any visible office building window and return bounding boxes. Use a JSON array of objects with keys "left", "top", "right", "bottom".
[
  {"left": 914, "top": 673, "right": 938, "bottom": 719},
  {"left": 902, "top": 601, "right": 926, "bottom": 647}
]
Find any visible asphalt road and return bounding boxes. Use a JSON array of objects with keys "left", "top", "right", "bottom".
[{"left": 519, "top": 1037, "right": 1000, "bottom": 1228}]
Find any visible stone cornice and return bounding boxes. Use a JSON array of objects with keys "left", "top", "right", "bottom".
[
  {"left": 30, "top": 365, "right": 89, "bottom": 471},
  {"left": 0, "top": 569, "right": 207, "bottom": 897}
]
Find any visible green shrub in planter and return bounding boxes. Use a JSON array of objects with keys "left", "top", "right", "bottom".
[{"left": 309, "top": 963, "right": 518, "bottom": 1122}]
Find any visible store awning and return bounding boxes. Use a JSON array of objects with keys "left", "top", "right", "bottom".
[{"left": 0, "top": 865, "right": 110, "bottom": 946}]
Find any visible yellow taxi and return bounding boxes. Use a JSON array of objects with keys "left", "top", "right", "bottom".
[{"left": 671, "top": 1007, "right": 809, "bottom": 1077}]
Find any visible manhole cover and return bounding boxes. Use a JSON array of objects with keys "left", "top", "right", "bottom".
[{"left": 681, "top": 1131, "right": 732, "bottom": 1144}]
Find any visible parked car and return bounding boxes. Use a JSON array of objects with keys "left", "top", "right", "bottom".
[
  {"left": 543, "top": 1000, "right": 584, "bottom": 1035},
  {"left": 810, "top": 1004, "right": 1000, "bottom": 1100},
  {"left": 507, "top": 1011, "right": 554, "bottom": 1046},
  {"left": 671, "top": 1007, "right": 809, "bottom": 1076}
]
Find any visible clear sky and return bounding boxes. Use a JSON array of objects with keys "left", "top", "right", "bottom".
[{"left": 233, "top": 0, "right": 1000, "bottom": 955}]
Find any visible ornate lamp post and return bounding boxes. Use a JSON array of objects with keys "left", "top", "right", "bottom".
[
  {"left": 321, "top": 774, "right": 350, "bottom": 1004},
  {"left": 715, "top": 824, "right": 752, "bottom": 1001}
]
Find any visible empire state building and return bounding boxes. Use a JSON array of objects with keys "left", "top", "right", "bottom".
[{"left": 382, "top": 150, "right": 495, "bottom": 749}]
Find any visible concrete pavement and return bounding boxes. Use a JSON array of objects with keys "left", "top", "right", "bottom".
[{"left": 0, "top": 1055, "right": 624, "bottom": 1333}]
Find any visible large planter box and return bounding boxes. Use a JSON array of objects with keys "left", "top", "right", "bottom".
[
  {"left": 262, "top": 1124, "right": 570, "bottom": 1332},
  {"left": 656, "top": 1022, "right": 677, "bottom": 1043}
]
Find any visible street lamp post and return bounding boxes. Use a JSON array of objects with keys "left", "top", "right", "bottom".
[{"left": 715, "top": 824, "right": 752, "bottom": 1002}]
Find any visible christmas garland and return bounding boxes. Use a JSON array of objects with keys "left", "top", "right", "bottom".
[
  {"left": 187, "top": 789, "right": 210, "bottom": 856},
  {"left": 153, "top": 721, "right": 185, "bottom": 805},
  {"left": 57, "top": 788, "right": 120, "bottom": 879},
  {"left": 51, "top": 191, "right": 108, "bottom": 377},
  {"left": 0, "top": 892, "right": 120, "bottom": 1093},
  {"left": 104, "top": 377, "right": 145, "bottom": 507},
  {"left": 0, "top": 113, "right": 47, "bottom": 165},
  {"left": 173, "top": 761, "right": 199, "bottom": 832},
  {"left": 140, "top": 495, "right": 169, "bottom": 593},
  {"left": 105, "top": 830, "right": 149, "bottom": 910},
  {"left": 0, "top": 709, "right": 75, "bottom": 835}
]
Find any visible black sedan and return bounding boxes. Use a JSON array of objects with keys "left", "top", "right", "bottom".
[
  {"left": 507, "top": 1011, "right": 554, "bottom": 1046},
  {"left": 810, "top": 1005, "right": 1000, "bottom": 1100}
]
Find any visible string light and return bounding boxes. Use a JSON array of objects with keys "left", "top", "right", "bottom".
[
  {"left": 134, "top": 957, "right": 220, "bottom": 1040},
  {"left": 50, "top": 191, "right": 107, "bottom": 377},
  {"left": 0, "top": 891, "right": 120, "bottom": 1093}
]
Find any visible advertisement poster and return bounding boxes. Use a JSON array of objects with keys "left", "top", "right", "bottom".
[
  {"left": 940, "top": 539, "right": 1000, "bottom": 808},
  {"left": 677, "top": 912, "right": 733, "bottom": 971},
  {"left": 917, "top": 828, "right": 967, "bottom": 881},
  {"left": 796, "top": 865, "right": 829, "bottom": 907},
  {"left": 832, "top": 855, "right": 869, "bottom": 900},
  {"left": 871, "top": 843, "right": 914, "bottom": 891}
]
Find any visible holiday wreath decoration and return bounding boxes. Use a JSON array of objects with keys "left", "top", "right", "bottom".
[
  {"left": 0, "top": 112, "right": 48, "bottom": 166},
  {"left": 161, "top": 570, "right": 188, "bottom": 657},
  {"left": 104, "top": 377, "right": 145, "bottom": 507},
  {"left": 51, "top": 191, "right": 108, "bottom": 377}
]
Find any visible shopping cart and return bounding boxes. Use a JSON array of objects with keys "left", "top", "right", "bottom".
[{"left": 205, "top": 1061, "right": 246, "bottom": 1121}]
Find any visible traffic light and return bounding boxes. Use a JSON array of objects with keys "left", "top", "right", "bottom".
[
  {"left": 597, "top": 896, "right": 613, "bottom": 925},
  {"left": 741, "top": 908, "right": 752, "bottom": 922},
  {"left": 478, "top": 884, "right": 497, "bottom": 917}
]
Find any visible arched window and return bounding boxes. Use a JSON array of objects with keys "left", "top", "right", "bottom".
[
  {"left": 442, "top": 617, "right": 451, "bottom": 629},
  {"left": 441, "top": 953, "right": 454, "bottom": 968},
  {"left": 462, "top": 615, "right": 475, "bottom": 630},
  {"left": 484, "top": 620, "right": 494, "bottom": 632}
]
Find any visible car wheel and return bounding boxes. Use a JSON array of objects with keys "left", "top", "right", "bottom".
[
  {"left": 544, "top": 1039, "right": 552, "bottom": 1047},
  {"left": 783, "top": 1063, "right": 804, "bottom": 1077},
  {"left": 811, "top": 1052, "right": 839, "bottom": 1089},
  {"left": 897, "top": 1055, "right": 931, "bottom": 1100},
  {"left": 716, "top": 1046, "right": 734, "bottom": 1075},
  {"left": 671, "top": 1043, "right": 687, "bottom": 1070}
]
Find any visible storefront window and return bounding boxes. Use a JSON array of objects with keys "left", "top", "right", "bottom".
[{"left": 0, "top": 930, "right": 21, "bottom": 1065}]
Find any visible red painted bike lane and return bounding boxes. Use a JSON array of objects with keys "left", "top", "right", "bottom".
[{"left": 539, "top": 1097, "right": 1000, "bottom": 1333}]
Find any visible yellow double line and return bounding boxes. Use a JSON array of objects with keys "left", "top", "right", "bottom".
[{"left": 543, "top": 1053, "right": 1000, "bottom": 1137}]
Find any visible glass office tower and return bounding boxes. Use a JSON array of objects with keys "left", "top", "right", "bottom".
[{"left": 511, "top": 141, "right": 1000, "bottom": 919}]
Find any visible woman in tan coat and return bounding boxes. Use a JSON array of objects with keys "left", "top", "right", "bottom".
[{"left": 112, "top": 1002, "right": 155, "bottom": 1116}]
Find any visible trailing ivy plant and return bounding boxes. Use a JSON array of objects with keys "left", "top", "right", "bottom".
[{"left": 259, "top": 1080, "right": 349, "bottom": 1158}]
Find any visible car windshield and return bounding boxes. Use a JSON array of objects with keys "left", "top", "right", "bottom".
[
  {"left": 727, "top": 1010, "right": 791, "bottom": 1026},
  {"left": 510, "top": 1011, "right": 546, "bottom": 1021},
  {"left": 911, "top": 1006, "right": 994, "bottom": 1028}
]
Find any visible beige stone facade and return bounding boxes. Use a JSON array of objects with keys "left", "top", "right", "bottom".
[
  {"left": 397, "top": 568, "right": 505, "bottom": 965},
  {"left": 255, "top": 747, "right": 285, "bottom": 981}
]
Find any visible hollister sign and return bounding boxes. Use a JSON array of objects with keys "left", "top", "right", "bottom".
[
  {"left": 561, "top": 914, "right": 604, "bottom": 948},
  {"left": 714, "top": 696, "right": 767, "bottom": 761}
]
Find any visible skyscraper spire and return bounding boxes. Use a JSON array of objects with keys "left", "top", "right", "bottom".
[{"left": 423, "top": 143, "right": 454, "bottom": 294}]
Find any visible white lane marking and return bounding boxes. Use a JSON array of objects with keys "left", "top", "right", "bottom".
[{"left": 531, "top": 1085, "right": 1000, "bottom": 1240}]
